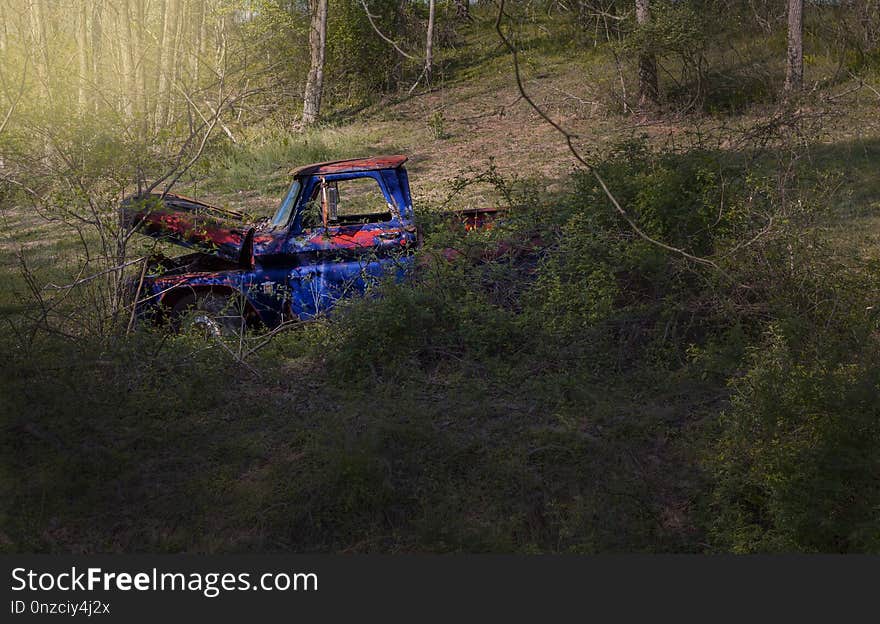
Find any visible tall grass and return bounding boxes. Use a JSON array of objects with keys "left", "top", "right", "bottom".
[{"left": 200, "top": 125, "right": 396, "bottom": 196}]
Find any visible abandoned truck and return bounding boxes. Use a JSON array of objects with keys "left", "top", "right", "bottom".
[{"left": 122, "top": 155, "right": 501, "bottom": 335}]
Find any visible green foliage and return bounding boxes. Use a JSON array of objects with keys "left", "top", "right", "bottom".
[
  {"left": 327, "top": 0, "right": 419, "bottom": 102},
  {"left": 573, "top": 140, "right": 746, "bottom": 256},
  {"left": 240, "top": 1, "right": 311, "bottom": 115},
  {"left": 622, "top": 1, "right": 708, "bottom": 59},
  {"left": 320, "top": 261, "right": 527, "bottom": 382},
  {"left": 524, "top": 213, "right": 620, "bottom": 336},
  {"left": 516, "top": 139, "right": 758, "bottom": 365},
  {"left": 709, "top": 322, "right": 880, "bottom": 553}
]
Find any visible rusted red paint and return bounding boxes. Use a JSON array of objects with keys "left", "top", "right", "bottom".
[
  {"left": 301, "top": 225, "right": 406, "bottom": 250},
  {"left": 290, "top": 155, "right": 408, "bottom": 178},
  {"left": 451, "top": 207, "right": 506, "bottom": 231},
  {"left": 139, "top": 212, "right": 242, "bottom": 246}
]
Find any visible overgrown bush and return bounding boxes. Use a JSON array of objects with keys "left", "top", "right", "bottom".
[{"left": 708, "top": 320, "right": 880, "bottom": 553}]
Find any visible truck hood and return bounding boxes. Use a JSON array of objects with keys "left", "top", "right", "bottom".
[{"left": 121, "top": 192, "right": 258, "bottom": 266}]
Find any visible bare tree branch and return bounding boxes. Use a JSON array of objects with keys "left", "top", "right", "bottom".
[
  {"left": 494, "top": 0, "right": 721, "bottom": 272},
  {"left": 360, "top": 0, "right": 419, "bottom": 61},
  {"left": 42, "top": 256, "right": 147, "bottom": 291}
]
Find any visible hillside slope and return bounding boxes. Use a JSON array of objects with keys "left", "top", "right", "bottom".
[{"left": 2, "top": 8, "right": 880, "bottom": 555}]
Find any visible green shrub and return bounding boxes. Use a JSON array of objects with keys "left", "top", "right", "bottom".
[
  {"left": 320, "top": 258, "right": 527, "bottom": 382},
  {"left": 708, "top": 322, "right": 880, "bottom": 553}
]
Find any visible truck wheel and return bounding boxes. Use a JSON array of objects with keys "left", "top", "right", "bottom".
[{"left": 171, "top": 292, "right": 246, "bottom": 338}]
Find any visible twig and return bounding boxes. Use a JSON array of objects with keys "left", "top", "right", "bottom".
[
  {"left": 850, "top": 72, "right": 880, "bottom": 101},
  {"left": 203, "top": 98, "right": 237, "bottom": 144},
  {"left": 407, "top": 65, "right": 429, "bottom": 96},
  {"left": 214, "top": 336, "right": 261, "bottom": 377},
  {"left": 241, "top": 318, "right": 320, "bottom": 360},
  {"left": 126, "top": 256, "right": 150, "bottom": 335},
  {"left": 42, "top": 256, "right": 146, "bottom": 291},
  {"left": 720, "top": 215, "right": 774, "bottom": 258}
]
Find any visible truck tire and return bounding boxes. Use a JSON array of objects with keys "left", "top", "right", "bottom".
[{"left": 171, "top": 291, "right": 246, "bottom": 338}]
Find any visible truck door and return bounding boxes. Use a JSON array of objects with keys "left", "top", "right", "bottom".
[{"left": 286, "top": 172, "right": 416, "bottom": 319}]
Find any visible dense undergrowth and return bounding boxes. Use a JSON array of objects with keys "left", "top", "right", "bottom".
[{"left": 3, "top": 132, "right": 879, "bottom": 553}]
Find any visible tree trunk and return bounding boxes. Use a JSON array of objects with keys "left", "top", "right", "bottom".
[
  {"left": 119, "top": 0, "right": 134, "bottom": 118},
  {"left": 29, "top": 0, "right": 50, "bottom": 98},
  {"left": 390, "top": 0, "right": 408, "bottom": 89},
  {"left": 77, "top": 0, "right": 89, "bottom": 112},
  {"left": 0, "top": 2, "right": 7, "bottom": 53},
  {"left": 425, "top": 0, "right": 435, "bottom": 84},
  {"left": 784, "top": 0, "right": 804, "bottom": 93},
  {"left": 302, "top": 0, "right": 328, "bottom": 126},
  {"left": 164, "top": 0, "right": 183, "bottom": 125},
  {"left": 198, "top": 0, "right": 208, "bottom": 68},
  {"left": 91, "top": 0, "right": 103, "bottom": 114},
  {"left": 134, "top": 0, "right": 147, "bottom": 127},
  {"left": 155, "top": 0, "right": 171, "bottom": 126},
  {"left": 156, "top": 0, "right": 181, "bottom": 127},
  {"left": 635, "top": 0, "right": 658, "bottom": 109},
  {"left": 193, "top": 0, "right": 206, "bottom": 86}
]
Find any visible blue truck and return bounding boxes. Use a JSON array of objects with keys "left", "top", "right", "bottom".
[{"left": 123, "top": 155, "right": 501, "bottom": 335}]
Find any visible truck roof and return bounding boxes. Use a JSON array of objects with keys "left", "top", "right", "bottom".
[{"left": 290, "top": 155, "right": 408, "bottom": 177}]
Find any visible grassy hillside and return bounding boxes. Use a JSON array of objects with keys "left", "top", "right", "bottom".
[{"left": 2, "top": 6, "right": 880, "bottom": 553}]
